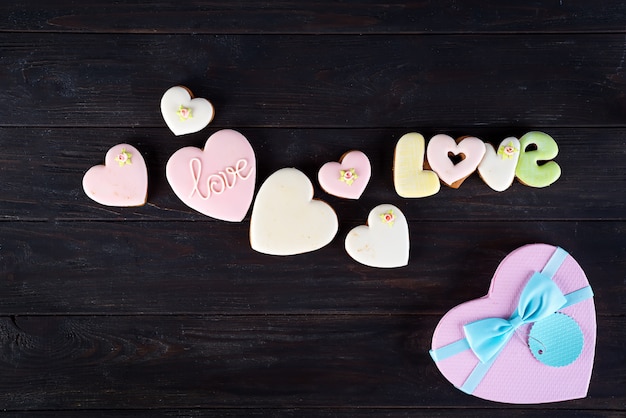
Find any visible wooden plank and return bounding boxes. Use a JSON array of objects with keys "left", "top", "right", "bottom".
[
  {"left": 1, "top": 127, "right": 624, "bottom": 221},
  {"left": 3, "top": 1, "right": 626, "bottom": 34},
  {"left": 1, "top": 34, "right": 626, "bottom": 128},
  {"left": 4, "top": 410, "right": 622, "bottom": 417},
  {"left": 0, "top": 221, "right": 622, "bottom": 315},
  {"left": 0, "top": 314, "right": 620, "bottom": 410}
]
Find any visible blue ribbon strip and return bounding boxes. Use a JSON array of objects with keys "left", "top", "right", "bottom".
[{"left": 429, "top": 247, "right": 594, "bottom": 394}]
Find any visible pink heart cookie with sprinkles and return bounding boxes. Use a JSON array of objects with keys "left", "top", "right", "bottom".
[
  {"left": 82, "top": 143, "right": 148, "bottom": 207},
  {"left": 318, "top": 150, "right": 371, "bottom": 199}
]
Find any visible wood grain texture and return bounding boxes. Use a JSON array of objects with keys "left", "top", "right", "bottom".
[
  {"left": 1, "top": 34, "right": 625, "bottom": 128},
  {"left": 0, "top": 221, "right": 622, "bottom": 315},
  {"left": 0, "top": 315, "right": 622, "bottom": 410},
  {"left": 0, "top": 127, "right": 624, "bottom": 221},
  {"left": 4, "top": 411, "right": 625, "bottom": 418},
  {"left": 3, "top": 1, "right": 626, "bottom": 34},
  {"left": 0, "top": 1, "right": 624, "bottom": 415}
]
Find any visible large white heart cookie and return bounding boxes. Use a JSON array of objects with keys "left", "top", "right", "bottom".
[
  {"left": 82, "top": 143, "right": 148, "bottom": 207},
  {"left": 426, "top": 134, "right": 486, "bottom": 188},
  {"left": 477, "top": 137, "right": 521, "bottom": 192},
  {"left": 250, "top": 168, "right": 338, "bottom": 255},
  {"left": 345, "top": 204, "right": 409, "bottom": 268},
  {"left": 160, "top": 86, "right": 215, "bottom": 136},
  {"left": 166, "top": 129, "right": 256, "bottom": 222}
]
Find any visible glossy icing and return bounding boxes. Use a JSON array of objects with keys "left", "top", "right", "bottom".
[
  {"left": 426, "top": 134, "right": 486, "bottom": 188},
  {"left": 318, "top": 150, "right": 371, "bottom": 199},
  {"left": 345, "top": 204, "right": 409, "bottom": 268},
  {"left": 515, "top": 131, "right": 561, "bottom": 188},
  {"left": 250, "top": 168, "right": 338, "bottom": 256},
  {"left": 82, "top": 143, "right": 148, "bottom": 207},
  {"left": 393, "top": 132, "right": 440, "bottom": 197},
  {"left": 160, "top": 86, "right": 214, "bottom": 136},
  {"left": 477, "top": 137, "right": 521, "bottom": 192},
  {"left": 166, "top": 129, "right": 256, "bottom": 222}
]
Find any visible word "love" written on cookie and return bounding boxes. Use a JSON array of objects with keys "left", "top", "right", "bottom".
[{"left": 393, "top": 131, "right": 561, "bottom": 198}]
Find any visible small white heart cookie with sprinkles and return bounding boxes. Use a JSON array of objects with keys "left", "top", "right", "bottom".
[
  {"left": 345, "top": 204, "right": 409, "bottom": 268},
  {"left": 477, "top": 137, "right": 521, "bottom": 192},
  {"left": 160, "top": 86, "right": 215, "bottom": 136}
]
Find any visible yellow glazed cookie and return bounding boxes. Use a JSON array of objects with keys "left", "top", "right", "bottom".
[{"left": 393, "top": 132, "right": 440, "bottom": 197}]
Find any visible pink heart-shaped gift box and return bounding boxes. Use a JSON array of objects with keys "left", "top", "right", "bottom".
[{"left": 430, "top": 244, "right": 596, "bottom": 404}]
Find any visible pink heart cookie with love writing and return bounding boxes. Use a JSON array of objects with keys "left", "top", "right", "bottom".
[
  {"left": 318, "top": 150, "right": 371, "bottom": 199},
  {"left": 82, "top": 143, "right": 148, "bottom": 207},
  {"left": 166, "top": 129, "right": 256, "bottom": 222},
  {"left": 426, "top": 134, "right": 486, "bottom": 188},
  {"left": 430, "top": 244, "right": 596, "bottom": 404}
]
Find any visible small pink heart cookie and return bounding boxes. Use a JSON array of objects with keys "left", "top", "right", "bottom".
[
  {"left": 161, "top": 86, "right": 215, "bottom": 136},
  {"left": 426, "top": 134, "right": 486, "bottom": 188},
  {"left": 430, "top": 244, "right": 596, "bottom": 404},
  {"left": 82, "top": 143, "right": 148, "bottom": 207},
  {"left": 166, "top": 129, "right": 256, "bottom": 222},
  {"left": 318, "top": 150, "right": 371, "bottom": 199}
]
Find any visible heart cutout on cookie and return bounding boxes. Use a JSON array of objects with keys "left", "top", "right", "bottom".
[
  {"left": 318, "top": 150, "right": 371, "bottom": 199},
  {"left": 477, "top": 137, "right": 521, "bottom": 192},
  {"left": 345, "top": 204, "right": 409, "bottom": 268},
  {"left": 161, "top": 86, "right": 215, "bottom": 136},
  {"left": 426, "top": 134, "right": 486, "bottom": 188},
  {"left": 82, "top": 143, "right": 148, "bottom": 207},
  {"left": 393, "top": 132, "right": 440, "bottom": 198},
  {"left": 429, "top": 244, "right": 596, "bottom": 404},
  {"left": 250, "top": 168, "right": 338, "bottom": 255},
  {"left": 166, "top": 129, "right": 256, "bottom": 222}
]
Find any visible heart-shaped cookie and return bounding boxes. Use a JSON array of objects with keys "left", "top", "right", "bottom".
[
  {"left": 318, "top": 150, "right": 371, "bottom": 199},
  {"left": 393, "top": 132, "right": 440, "bottom": 198},
  {"left": 161, "top": 86, "right": 215, "bottom": 136},
  {"left": 250, "top": 168, "right": 338, "bottom": 255},
  {"left": 477, "top": 137, "right": 521, "bottom": 192},
  {"left": 166, "top": 129, "right": 256, "bottom": 222},
  {"left": 82, "top": 143, "right": 148, "bottom": 207},
  {"left": 430, "top": 244, "right": 596, "bottom": 404},
  {"left": 426, "top": 134, "right": 486, "bottom": 188},
  {"left": 345, "top": 204, "right": 409, "bottom": 268}
]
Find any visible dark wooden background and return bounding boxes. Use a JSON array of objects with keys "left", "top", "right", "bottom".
[{"left": 0, "top": 1, "right": 624, "bottom": 416}]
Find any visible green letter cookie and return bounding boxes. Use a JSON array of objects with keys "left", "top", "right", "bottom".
[{"left": 515, "top": 131, "right": 561, "bottom": 187}]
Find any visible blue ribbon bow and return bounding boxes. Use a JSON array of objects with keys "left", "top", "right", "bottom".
[{"left": 463, "top": 271, "right": 567, "bottom": 364}]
